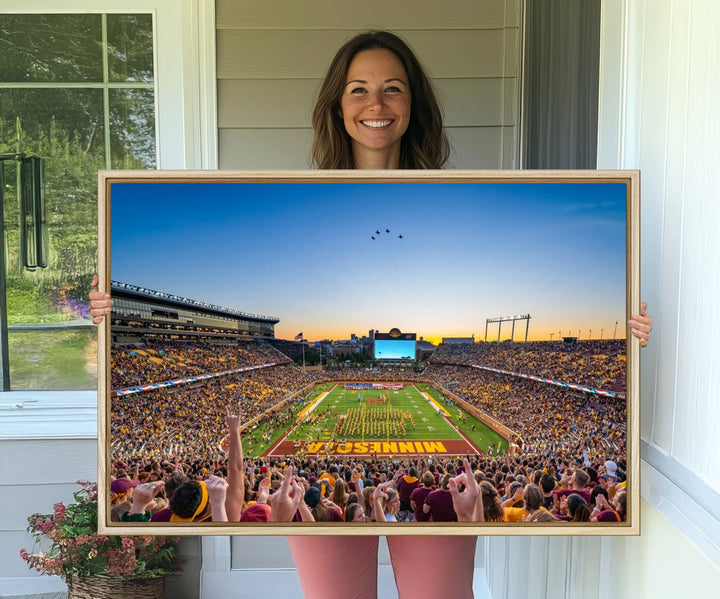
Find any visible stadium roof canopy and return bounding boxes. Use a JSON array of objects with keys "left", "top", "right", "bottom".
[{"left": 111, "top": 281, "right": 280, "bottom": 324}]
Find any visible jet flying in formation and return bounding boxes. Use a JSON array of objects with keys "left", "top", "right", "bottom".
[{"left": 370, "top": 228, "right": 403, "bottom": 240}]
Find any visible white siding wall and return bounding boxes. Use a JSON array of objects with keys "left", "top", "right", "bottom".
[
  {"left": 0, "top": 430, "right": 96, "bottom": 597},
  {"left": 486, "top": 0, "right": 720, "bottom": 596},
  {"left": 216, "top": 0, "right": 521, "bottom": 169}
]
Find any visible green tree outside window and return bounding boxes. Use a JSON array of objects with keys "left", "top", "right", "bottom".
[{"left": 0, "top": 13, "right": 156, "bottom": 390}]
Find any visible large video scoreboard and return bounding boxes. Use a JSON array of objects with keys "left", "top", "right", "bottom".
[{"left": 373, "top": 328, "right": 417, "bottom": 361}]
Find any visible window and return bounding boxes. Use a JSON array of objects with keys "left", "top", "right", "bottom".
[{"left": 0, "top": 13, "right": 156, "bottom": 390}]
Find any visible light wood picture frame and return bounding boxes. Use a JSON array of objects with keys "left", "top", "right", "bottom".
[{"left": 97, "top": 169, "right": 640, "bottom": 536}]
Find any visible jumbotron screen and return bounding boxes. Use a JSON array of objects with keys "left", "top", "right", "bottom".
[{"left": 374, "top": 330, "right": 416, "bottom": 360}]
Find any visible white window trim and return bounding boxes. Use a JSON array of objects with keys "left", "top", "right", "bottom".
[
  {"left": 0, "top": 0, "right": 217, "bottom": 436},
  {"left": 642, "top": 443, "right": 720, "bottom": 568},
  {"left": 0, "top": 391, "right": 97, "bottom": 440}
]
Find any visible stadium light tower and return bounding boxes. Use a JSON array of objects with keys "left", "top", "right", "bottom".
[{"left": 485, "top": 314, "right": 531, "bottom": 342}]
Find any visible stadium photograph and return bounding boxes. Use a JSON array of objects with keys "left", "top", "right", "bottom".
[{"left": 101, "top": 172, "right": 636, "bottom": 532}]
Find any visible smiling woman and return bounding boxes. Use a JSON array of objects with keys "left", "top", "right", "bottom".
[{"left": 311, "top": 31, "right": 448, "bottom": 170}]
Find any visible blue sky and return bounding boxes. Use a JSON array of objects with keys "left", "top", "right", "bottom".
[{"left": 111, "top": 181, "right": 627, "bottom": 343}]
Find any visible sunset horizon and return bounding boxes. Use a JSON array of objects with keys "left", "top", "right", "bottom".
[{"left": 111, "top": 179, "right": 628, "bottom": 346}]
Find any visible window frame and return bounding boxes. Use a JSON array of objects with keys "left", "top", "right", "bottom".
[{"left": 1, "top": 0, "right": 217, "bottom": 169}]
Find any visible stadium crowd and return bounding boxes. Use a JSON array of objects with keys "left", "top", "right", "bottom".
[
  {"left": 111, "top": 409, "right": 627, "bottom": 525},
  {"left": 111, "top": 364, "right": 317, "bottom": 470},
  {"left": 426, "top": 364, "right": 626, "bottom": 457},
  {"left": 111, "top": 341, "right": 292, "bottom": 389},
  {"left": 430, "top": 340, "right": 627, "bottom": 392},
  {"left": 109, "top": 338, "right": 629, "bottom": 526}
]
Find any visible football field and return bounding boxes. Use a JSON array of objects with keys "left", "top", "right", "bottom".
[{"left": 256, "top": 382, "right": 509, "bottom": 458}]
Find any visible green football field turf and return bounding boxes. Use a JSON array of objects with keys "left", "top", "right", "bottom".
[
  {"left": 241, "top": 382, "right": 510, "bottom": 457},
  {"left": 287, "top": 384, "right": 460, "bottom": 441}
]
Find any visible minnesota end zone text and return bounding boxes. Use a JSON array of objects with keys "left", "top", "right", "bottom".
[{"left": 269, "top": 438, "right": 476, "bottom": 457}]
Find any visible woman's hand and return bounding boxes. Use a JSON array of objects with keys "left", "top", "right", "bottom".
[
  {"left": 89, "top": 274, "right": 113, "bottom": 324},
  {"left": 628, "top": 301, "right": 653, "bottom": 347}
]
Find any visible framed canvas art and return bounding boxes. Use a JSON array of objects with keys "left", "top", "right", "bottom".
[{"left": 97, "top": 170, "right": 640, "bottom": 535}]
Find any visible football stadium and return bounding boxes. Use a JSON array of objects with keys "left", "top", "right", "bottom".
[
  {"left": 108, "top": 280, "right": 628, "bottom": 525},
  {"left": 107, "top": 180, "right": 629, "bottom": 524},
  {"left": 110, "top": 284, "right": 514, "bottom": 462}
]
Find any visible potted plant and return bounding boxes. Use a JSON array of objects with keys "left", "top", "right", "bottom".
[{"left": 20, "top": 480, "right": 182, "bottom": 599}]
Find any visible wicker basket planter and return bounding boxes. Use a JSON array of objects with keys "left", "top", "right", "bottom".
[
  {"left": 22, "top": 483, "right": 182, "bottom": 597},
  {"left": 67, "top": 575, "right": 165, "bottom": 599}
]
